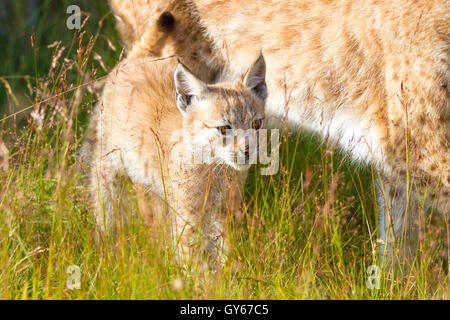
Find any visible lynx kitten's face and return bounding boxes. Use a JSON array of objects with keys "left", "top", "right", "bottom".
[{"left": 174, "top": 53, "right": 267, "bottom": 171}]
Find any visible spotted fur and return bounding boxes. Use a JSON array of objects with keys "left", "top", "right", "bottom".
[{"left": 109, "top": 0, "right": 449, "bottom": 262}]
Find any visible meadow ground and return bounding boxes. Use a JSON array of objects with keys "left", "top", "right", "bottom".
[{"left": 0, "top": 1, "right": 448, "bottom": 299}]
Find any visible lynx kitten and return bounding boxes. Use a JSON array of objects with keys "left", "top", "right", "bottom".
[{"left": 87, "top": 53, "right": 267, "bottom": 266}]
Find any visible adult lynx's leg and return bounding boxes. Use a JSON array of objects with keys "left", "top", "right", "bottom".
[{"left": 377, "top": 176, "right": 422, "bottom": 264}]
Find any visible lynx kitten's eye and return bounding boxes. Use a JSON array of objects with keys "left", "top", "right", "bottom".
[
  {"left": 218, "top": 125, "right": 232, "bottom": 135},
  {"left": 252, "top": 119, "right": 263, "bottom": 130}
]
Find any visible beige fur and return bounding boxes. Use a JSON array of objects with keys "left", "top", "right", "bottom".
[
  {"left": 109, "top": 0, "right": 449, "bottom": 261},
  {"left": 86, "top": 54, "right": 266, "bottom": 267},
  {"left": 0, "top": 139, "right": 8, "bottom": 172}
]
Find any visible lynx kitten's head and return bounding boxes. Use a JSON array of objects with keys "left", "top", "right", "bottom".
[{"left": 174, "top": 53, "right": 267, "bottom": 171}]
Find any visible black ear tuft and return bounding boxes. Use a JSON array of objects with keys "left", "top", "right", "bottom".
[{"left": 157, "top": 11, "right": 175, "bottom": 32}]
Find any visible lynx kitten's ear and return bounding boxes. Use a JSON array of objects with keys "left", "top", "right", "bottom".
[
  {"left": 174, "top": 61, "right": 208, "bottom": 113},
  {"left": 244, "top": 51, "right": 267, "bottom": 101}
]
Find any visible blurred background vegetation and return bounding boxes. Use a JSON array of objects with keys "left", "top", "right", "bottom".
[{"left": 0, "top": 0, "right": 120, "bottom": 128}]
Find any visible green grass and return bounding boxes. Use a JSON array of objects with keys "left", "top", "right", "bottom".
[{"left": 0, "top": 1, "right": 448, "bottom": 299}]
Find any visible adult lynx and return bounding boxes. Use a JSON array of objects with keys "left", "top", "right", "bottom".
[
  {"left": 87, "top": 54, "right": 267, "bottom": 266},
  {"left": 109, "top": 0, "right": 449, "bottom": 261}
]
